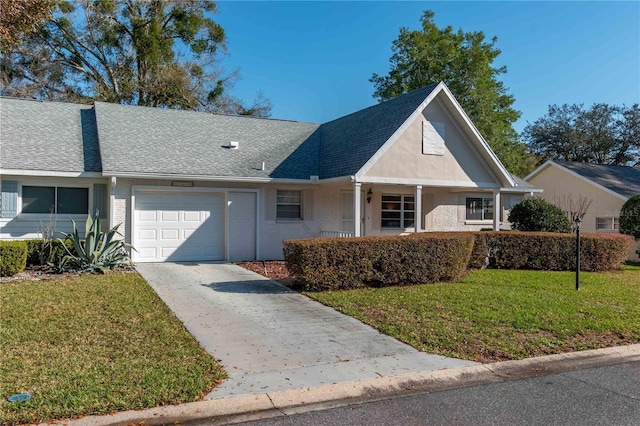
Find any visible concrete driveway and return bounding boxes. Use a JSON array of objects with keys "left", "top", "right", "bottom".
[{"left": 135, "top": 262, "right": 476, "bottom": 399}]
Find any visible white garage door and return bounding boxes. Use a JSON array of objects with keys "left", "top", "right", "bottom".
[{"left": 133, "top": 191, "right": 225, "bottom": 262}]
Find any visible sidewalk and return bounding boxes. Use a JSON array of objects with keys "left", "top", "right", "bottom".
[{"left": 64, "top": 344, "right": 640, "bottom": 426}]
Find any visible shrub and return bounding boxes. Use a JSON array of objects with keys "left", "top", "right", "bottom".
[
  {"left": 0, "top": 241, "right": 28, "bottom": 277},
  {"left": 57, "top": 214, "right": 133, "bottom": 273},
  {"left": 25, "top": 239, "right": 75, "bottom": 267},
  {"left": 468, "top": 231, "right": 632, "bottom": 271},
  {"left": 509, "top": 197, "right": 572, "bottom": 233},
  {"left": 284, "top": 233, "right": 473, "bottom": 291},
  {"left": 620, "top": 195, "right": 640, "bottom": 255}
]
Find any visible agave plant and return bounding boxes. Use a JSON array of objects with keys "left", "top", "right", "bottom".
[{"left": 56, "top": 214, "right": 134, "bottom": 273}]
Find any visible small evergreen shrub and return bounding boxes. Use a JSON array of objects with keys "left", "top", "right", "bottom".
[
  {"left": 0, "top": 241, "right": 28, "bottom": 277},
  {"left": 25, "top": 239, "right": 74, "bottom": 266},
  {"left": 509, "top": 197, "right": 572, "bottom": 233},
  {"left": 284, "top": 233, "right": 473, "bottom": 291},
  {"left": 468, "top": 231, "right": 632, "bottom": 271}
]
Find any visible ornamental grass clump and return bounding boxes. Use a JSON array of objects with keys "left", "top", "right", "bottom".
[{"left": 57, "top": 214, "right": 133, "bottom": 273}]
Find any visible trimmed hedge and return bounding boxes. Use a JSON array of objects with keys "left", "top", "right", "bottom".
[
  {"left": 284, "top": 233, "right": 474, "bottom": 291},
  {"left": 468, "top": 231, "right": 633, "bottom": 272},
  {"left": 0, "top": 241, "right": 28, "bottom": 277},
  {"left": 24, "top": 239, "right": 74, "bottom": 266}
]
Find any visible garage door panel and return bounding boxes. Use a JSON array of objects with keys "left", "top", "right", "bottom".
[
  {"left": 161, "top": 229, "right": 179, "bottom": 240},
  {"left": 183, "top": 211, "right": 201, "bottom": 221},
  {"left": 134, "top": 191, "right": 225, "bottom": 262},
  {"left": 138, "top": 247, "right": 157, "bottom": 260},
  {"left": 161, "top": 211, "right": 179, "bottom": 222},
  {"left": 139, "top": 229, "right": 156, "bottom": 240},
  {"left": 139, "top": 211, "right": 157, "bottom": 221}
]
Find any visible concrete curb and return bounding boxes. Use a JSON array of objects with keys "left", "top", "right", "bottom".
[{"left": 58, "top": 344, "right": 640, "bottom": 426}]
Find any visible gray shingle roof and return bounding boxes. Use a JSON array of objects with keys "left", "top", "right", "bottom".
[
  {"left": 94, "top": 102, "right": 320, "bottom": 179},
  {"left": 0, "top": 98, "right": 101, "bottom": 173},
  {"left": 318, "top": 84, "right": 438, "bottom": 179},
  {"left": 1, "top": 83, "right": 518, "bottom": 187},
  {"left": 553, "top": 160, "right": 640, "bottom": 199}
]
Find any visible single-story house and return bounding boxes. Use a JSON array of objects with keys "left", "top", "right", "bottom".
[
  {"left": 1, "top": 82, "right": 538, "bottom": 262},
  {"left": 526, "top": 160, "right": 640, "bottom": 261}
]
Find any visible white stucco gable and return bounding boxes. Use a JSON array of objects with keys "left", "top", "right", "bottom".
[{"left": 355, "top": 82, "right": 514, "bottom": 189}]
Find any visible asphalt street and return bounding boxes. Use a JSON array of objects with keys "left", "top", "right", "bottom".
[{"left": 228, "top": 361, "right": 640, "bottom": 426}]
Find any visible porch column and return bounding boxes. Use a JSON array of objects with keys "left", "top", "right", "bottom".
[
  {"left": 415, "top": 185, "right": 422, "bottom": 233},
  {"left": 493, "top": 189, "right": 501, "bottom": 231},
  {"left": 354, "top": 182, "right": 362, "bottom": 237}
]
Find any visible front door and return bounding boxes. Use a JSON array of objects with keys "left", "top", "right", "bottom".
[{"left": 341, "top": 190, "right": 365, "bottom": 236}]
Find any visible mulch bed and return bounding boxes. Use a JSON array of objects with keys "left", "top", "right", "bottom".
[
  {"left": 235, "top": 261, "right": 301, "bottom": 289},
  {"left": 0, "top": 265, "right": 136, "bottom": 283}
]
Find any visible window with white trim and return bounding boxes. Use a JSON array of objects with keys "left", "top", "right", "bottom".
[
  {"left": 381, "top": 194, "right": 415, "bottom": 228},
  {"left": 466, "top": 197, "right": 494, "bottom": 221},
  {"left": 276, "top": 190, "right": 302, "bottom": 220},
  {"left": 21, "top": 186, "right": 88, "bottom": 214},
  {"left": 596, "top": 217, "right": 619, "bottom": 231}
]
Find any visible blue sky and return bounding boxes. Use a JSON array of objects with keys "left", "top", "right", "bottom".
[{"left": 215, "top": 1, "right": 640, "bottom": 134}]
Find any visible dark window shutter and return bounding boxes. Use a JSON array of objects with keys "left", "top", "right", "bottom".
[{"left": 1, "top": 181, "right": 18, "bottom": 218}]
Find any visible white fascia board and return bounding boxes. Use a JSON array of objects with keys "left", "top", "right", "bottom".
[
  {"left": 354, "top": 82, "right": 445, "bottom": 180},
  {"left": 437, "top": 84, "right": 514, "bottom": 187},
  {"left": 358, "top": 176, "right": 500, "bottom": 188},
  {"left": 501, "top": 187, "right": 544, "bottom": 193},
  {"left": 103, "top": 171, "right": 314, "bottom": 184},
  {"left": 317, "top": 175, "right": 354, "bottom": 185},
  {"left": 0, "top": 169, "right": 103, "bottom": 178},
  {"left": 526, "top": 161, "right": 627, "bottom": 201}
]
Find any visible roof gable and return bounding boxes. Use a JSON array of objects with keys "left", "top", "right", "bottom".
[
  {"left": 317, "top": 84, "right": 438, "bottom": 179},
  {"left": 353, "top": 82, "right": 514, "bottom": 187},
  {"left": 527, "top": 160, "right": 640, "bottom": 200}
]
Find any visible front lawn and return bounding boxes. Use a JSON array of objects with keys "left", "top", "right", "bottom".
[
  {"left": 306, "top": 265, "right": 640, "bottom": 363},
  {"left": 0, "top": 273, "right": 225, "bottom": 426}
]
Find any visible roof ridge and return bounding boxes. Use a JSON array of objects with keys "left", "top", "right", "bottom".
[
  {"left": 93, "top": 101, "right": 318, "bottom": 125},
  {"left": 554, "top": 159, "right": 640, "bottom": 171},
  {"left": 321, "top": 83, "right": 439, "bottom": 125}
]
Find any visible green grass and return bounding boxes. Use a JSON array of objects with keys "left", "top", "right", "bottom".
[
  {"left": 0, "top": 273, "right": 225, "bottom": 426},
  {"left": 306, "top": 265, "right": 640, "bottom": 363}
]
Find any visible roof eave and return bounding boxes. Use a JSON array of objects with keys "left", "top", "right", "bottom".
[{"left": 103, "top": 171, "right": 317, "bottom": 184}]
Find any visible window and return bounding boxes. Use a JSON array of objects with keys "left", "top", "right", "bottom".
[
  {"left": 381, "top": 194, "right": 414, "bottom": 228},
  {"left": 22, "top": 186, "right": 88, "bottom": 214},
  {"left": 596, "top": 217, "right": 619, "bottom": 231},
  {"left": 276, "top": 190, "right": 302, "bottom": 220},
  {"left": 466, "top": 197, "right": 494, "bottom": 221}
]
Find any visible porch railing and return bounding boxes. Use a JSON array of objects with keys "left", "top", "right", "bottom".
[{"left": 319, "top": 231, "right": 355, "bottom": 238}]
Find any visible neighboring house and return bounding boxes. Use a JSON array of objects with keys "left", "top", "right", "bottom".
[
  {"left": 526, "top": 160, "right": 640, "bottom": 261},
  {"left": 1, "top": 82, "right": 538, "bottom": 262}
]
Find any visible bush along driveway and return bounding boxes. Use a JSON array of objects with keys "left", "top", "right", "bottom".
[{"left": 0, "top": 272, "right": 226, "bottom": 426}]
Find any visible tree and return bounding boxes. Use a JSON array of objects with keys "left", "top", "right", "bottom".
[
  {"left": 620, "top": 195, "right": 640, "bottom": 247},
  {"left": 1, "top": 0, "right": 270, "bottom": 116},
  {"left": 0, "top": 0, "right": 55, "bottom": 49},
  {"left": 522, "top": 103, "right": 640, "bottom": 167},
  {"left": 370, "top": 10, "right": 535, "bottom": 176},
  {"left": 508, "top": 197, "right": 572, "bottom": 233}
]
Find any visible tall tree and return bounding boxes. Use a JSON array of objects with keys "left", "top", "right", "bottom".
[
  {"left": 522, "top": 103, "right": 640, "bottom": 167},
  {"left": 1, "top": 0, "right": 270, "bottom": 116},
  {"left": 0, "top": 0, "right": 56, "bottom": 49},
  {"left": 370, "top": 10, "right": 534, "bottom": 176}
]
